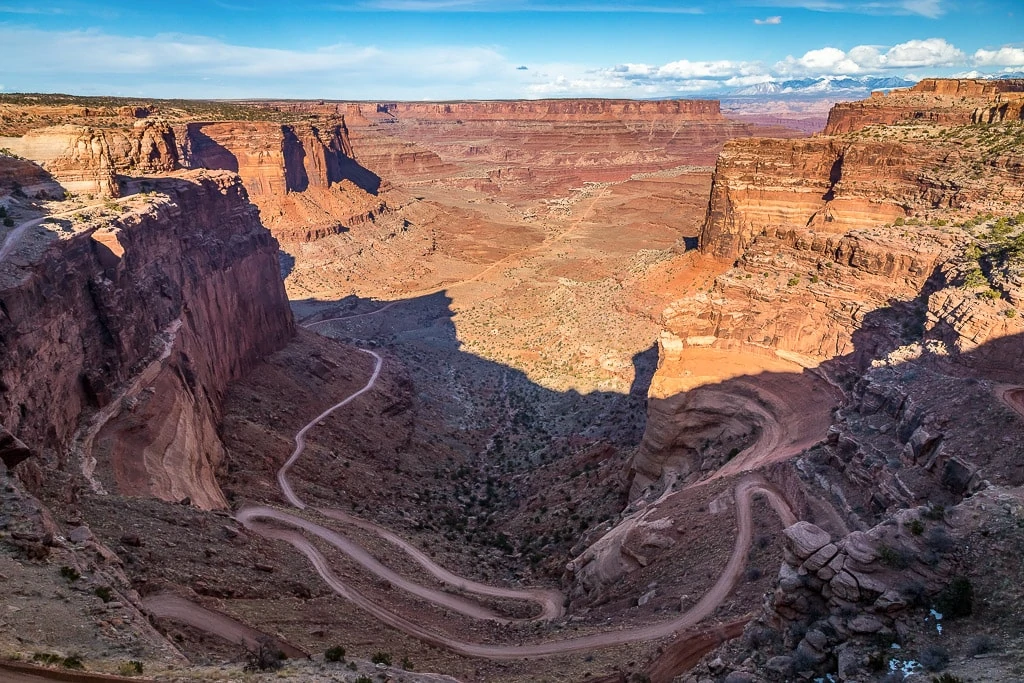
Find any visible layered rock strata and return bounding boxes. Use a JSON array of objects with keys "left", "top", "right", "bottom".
[{"left": 0, "top": 171, "right": 293, "bottom": 508}]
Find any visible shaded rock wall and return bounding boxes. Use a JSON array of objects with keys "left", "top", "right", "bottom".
[{"left": 0, "top": 171, "right": 293, "bottom": 508}]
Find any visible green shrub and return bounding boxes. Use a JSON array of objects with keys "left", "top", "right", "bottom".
[
  {"left": 94, "top": 586, "right": 113, "bottom": 602},
  {"left": 371, "top": 651, "right": 392, "bottom": 666},
  {"left": 931, "top": 675, "right": 965, "bottom": 683},
  {"left": 1007, "top": 309, "right": 1018, "bottom": 318},
  {"left": 878, "top": 544, "right": 910, "bottom": 569},
  {"left": 787, "top": 277, "right": 800, "bottom": 287},
  {"left": 61, "top": 655, "right": 84, "bottom": 670},
  {"left": 401, "top": 655, "right": 414, "bottom": 670},
  {"left": 934, "top": 576, "right": 973, "bottom": 619},
  {"left": 324, "top": 645, "right": 346, "bottom": 662},
  {"left": 905, "top": 519, "right": 925, "bottom": 536},
  {"left": 354, "top": 677, "right": 373, "bottom": 683},
  {"left": 117, "top": 660, "right": 144, "bottom": 676}
]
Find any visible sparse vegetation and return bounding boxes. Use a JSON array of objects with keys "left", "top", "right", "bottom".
[
  {"left": 905, "top": 518, "right": 925, "bottom": 535},
  {"left": 243, "top": 639, "right": 284, "bottom": 672},
  {"left": 94, "top": 586, "right": 113, "bottom": 602},
  {"left": 371, "top": 651, "right": 392, "bottom": 666},
  {"left": 324, "top": 645, "right": 346, "bottom": 662},
  {"left": 59, "top": 566, "right": 80, "bottom": 582},
  {"left": 934, "top": 576, "right": 973, "bottom": 619},
  {"left": 117, "top": 660, "right": 144, "bottom": 676}
]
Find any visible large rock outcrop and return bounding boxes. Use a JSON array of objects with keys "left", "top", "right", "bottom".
[
  {"left": 0, "top": 171, "right": 293, "bottom": 508},
  {"left": 0, "top": 122, "right": 178, "bottom": 196},
  {"left": 824, "top": 78, "right": 1024, "bottom": 135}
]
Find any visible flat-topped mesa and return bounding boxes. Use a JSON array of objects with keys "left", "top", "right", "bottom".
[
  {"left": 0, "top": 171, "right": 293, "bottom": 509},
  {"left": 370, "top": 98, "right": 723, "bottom": 122},
  {"left": 177, "top": 120, "right": 386, "bottom": 242},
  {"left": 698, "top": 137, "right": 920, "bottom": 261},
  {"left": 824, "top": 78, "right": 1024, "bottom": 134},
  {"left": 0, "top": 122, "right": 179, "bottom": 196}
]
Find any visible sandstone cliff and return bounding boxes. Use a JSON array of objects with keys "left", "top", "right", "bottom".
[
  {"left": 824, "top": 78, "right": 1024, "bottom": 135},
  {"left": 0, "top": 122, "right": 178, "bottom": 196},
  {"left": 0, "top": 171, "right": 293, "bottom": 509}
]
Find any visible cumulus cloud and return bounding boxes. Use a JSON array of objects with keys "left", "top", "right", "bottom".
[
  {"left": 754, "top": 15, "right": 782, "bottom": 24},
  {"left": 974, "top": 46, "right": 1024, "bottom": 68},
  {"left": 776, "top": 38, "right": 965, "bottom": 76}
]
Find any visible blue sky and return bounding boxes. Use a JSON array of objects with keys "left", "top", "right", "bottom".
[{"left": 0, "top": 0, "right": 1021, "bottom": 99}]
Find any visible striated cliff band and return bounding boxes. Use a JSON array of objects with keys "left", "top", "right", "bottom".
[{"left": 0, "top": 82, "right": 1023, "bottom": 683}]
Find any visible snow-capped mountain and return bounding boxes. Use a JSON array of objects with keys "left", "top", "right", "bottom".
[{"left": 729, "top": 76, "right": 916, "bottom": 97}]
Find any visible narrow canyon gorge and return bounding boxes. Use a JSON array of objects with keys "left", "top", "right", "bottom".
[{"left": 0, "top": 79, "right": 1023, "bottom": 683}]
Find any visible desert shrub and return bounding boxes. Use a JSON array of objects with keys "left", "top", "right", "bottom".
[
  {"left": 1007, "top": 309, "right": 1018, "bottom": 318},
  {"left": 967, "top": 633, "right": 997, "bottom": 656},
  {"left": 371, "top": 651, "right": 392, "bottom": 666},
  {"left": 905, "top": 519, "right": 925, "bottom": 535},
  {"left": 919, "top": 644, "right": 950, "bottom": 672},
  {"left": 61, "top": 655, "right": 84, "bottom": 670},
  {"left": 931, "top": 674, "right": 966, "bottom": 683},
  {"left": 354, "top": 677, "right": 373, "bottom": 683},
  {"left": 878, "top": 544, "right": 911, "bottom": 569},
  {"left": 922, "top": 504, "right": 946, "bottom": 521},
  {"left": 324, "top": 645, "right": 346, "bottom": 662},
  {"left": 401, "top": 655, "right": 414, "bottom": 670},
  {"left": 59, "top": 566, "right": 80, "bottom": 582},
  {"left": 347, "top": 661, "right": 358, "bottom": 671},
  {"left": 925, "top": 528, "right": 955, "bottom": 554},
  {"left": 745, "top": 567, "right": 763, "bottom": 582},
  {"left": 32, "top": 653, "right": 62, "bottom": 665},
  {"left": 94, "top": 586, "right": 113, "bottom": 602},
  {"left": 244, "top": 639, "right": 284, "bottom": 671},
  {"left": 934, "top": 576, "right": 973, "bottom": 619},
  {"left": 117, "top": 660, "right": 144, "bottom": 676},
  {"left": 787, "top": 277, "right": 800, "bottom": 286}
]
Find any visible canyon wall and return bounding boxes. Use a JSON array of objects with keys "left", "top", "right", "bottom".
[
  {"left": 637, "top": 83, "right": 1024, "bottom": 499},
  {"left": 824, "top": 78, "right": 1024, "bottom": 134},
  {"left": 0, "top": 171, "right": 293, "bottom": 508},
  {"left": 177, "top": 121, "right": 387, "bottom": 242},
  {"left": 371, "top": 98, "right": 723, "bottom": 122},
  {"left": 0, "top": 122, "right": 178, "bottom": 196},
  {"left": 1, "top": 117, "right": 386, "bottom": 243}
]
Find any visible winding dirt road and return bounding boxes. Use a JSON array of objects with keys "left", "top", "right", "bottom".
[{"left": 158, "top": 334, "right": 807, "bottom": 659}]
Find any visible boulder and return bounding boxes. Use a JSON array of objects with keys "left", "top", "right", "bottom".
[{"left": 784, "top": 522, "right": 832, "bottom": 560}]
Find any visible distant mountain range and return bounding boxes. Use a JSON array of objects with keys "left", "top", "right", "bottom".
[{"left": 727, "top": 76, "right": 916, "bottom": 98}]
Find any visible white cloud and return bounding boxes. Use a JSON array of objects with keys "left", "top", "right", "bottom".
[
  {"left": 754, "top": 15, "right": 782, "bottom": 24},
  {"left": 776, "top": 47, "right": 863, "bottom": 76},
  {"left": 754, "top": 0, "right": 946, "bottom": 18},
  {"left": 974, "top": 46, "right": 1024, "bottom": 68},
  {"left": 776, "top": 38, "right": 965, "bottom": 76}
]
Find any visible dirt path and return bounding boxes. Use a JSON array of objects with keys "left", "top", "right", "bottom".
[
  {"left": 301, "top": 301, "right": 400, "bottom": 328},
  {"left": 163, "top": 340, "right": 806, "bottom": 659},
  {"left": 141, "top": 593, "right": 307, "bottom": 659},
  {"left": 0, "top": 661, "right": 147, "bottom": 683},
  {"left": 241, "top": 475, "right": 794, "bottom": 658},
  {"left": 276, "top": 349, "right": 383, "bottom": 510},
  {"left": 999, "top": 385, "right": 1024, "bottom": 419},
  {"left": 0, "top": 201, "right": 108, "bottom": 262}
]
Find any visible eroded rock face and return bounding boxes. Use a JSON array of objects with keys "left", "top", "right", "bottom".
[
  {"left": 823, "top": 78, "right": 1024, "bottom": 135},
  {"left": 0, "top": 122, "right": 179, "bottom": 196},
  {"left": 0, "top": 171, "right": 293, "bottom": 509},
  {"left": 177, "top": 120, "right": 388, "bottom": 243}
]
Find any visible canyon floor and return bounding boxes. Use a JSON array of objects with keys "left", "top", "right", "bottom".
[{"left": 2, "top": 84, "right": 1024, "bottom": 683}]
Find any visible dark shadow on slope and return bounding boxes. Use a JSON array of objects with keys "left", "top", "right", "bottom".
[
  {"left": 182, "top": 124, "right": 240, "bottom": 173},
  {"left": 629, "top": 343, "right": 658, "bottom": 397}
]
